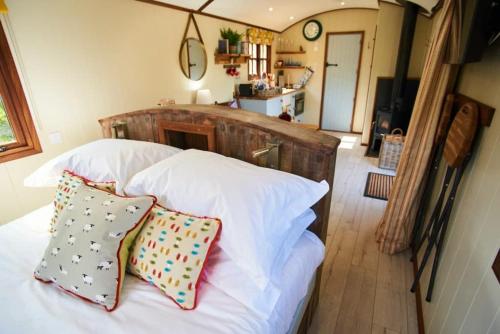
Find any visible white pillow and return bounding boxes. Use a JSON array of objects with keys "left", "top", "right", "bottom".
[
  {"left": 124, "top": 149, "right": 329, "bottom": 289},
  {"left": 205, "top": 209, "right": 317, "bottom": 318},
  {"left": 24, "top": 139, "right": 182, "bottom": 193},
  {"left": 271, "top": 209, "right": 317, "bottom": 276}
]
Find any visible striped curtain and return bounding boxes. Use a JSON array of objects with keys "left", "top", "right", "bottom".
[
  {"left": 375, "top": 0, "right": 462, "bottom": 254},
  {"left": 247, "top": 28, "right": 274, "bottom": 46}
]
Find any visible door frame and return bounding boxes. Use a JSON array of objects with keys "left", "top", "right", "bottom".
[{"left": 319, "top": 31, "right": 364, "bottom": 133}]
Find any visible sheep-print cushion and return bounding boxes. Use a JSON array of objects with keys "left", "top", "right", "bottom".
[
  {"left": 49, "top": 170, "right": 116, "bottom": 233},
  {"left": 128, "top": 205, "right": 221, "bottom": 310},
  {"left": 34, "top": 181, "right": 156, "bottom": 311}
]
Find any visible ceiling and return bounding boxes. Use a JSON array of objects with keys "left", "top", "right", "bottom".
[{"left": 154, "top": 0, "right": 437, "bottom": 32}]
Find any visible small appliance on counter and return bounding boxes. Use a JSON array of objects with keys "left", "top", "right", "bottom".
[{"left": 238, "top": 83, "right": 254, "bottom": 97}]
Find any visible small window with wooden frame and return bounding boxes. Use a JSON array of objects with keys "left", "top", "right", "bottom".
[
  {"left": 248, "top": 43, "right": 271, "bottom": 80},
  {"left": 0, "top": 22, "right": 41, "bottom": 163}
]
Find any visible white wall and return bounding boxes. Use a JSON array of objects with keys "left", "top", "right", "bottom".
[
  {"left": 277, "top": 9, "right": 379, "bottom": 130},
  {"left": 418, "top": 43, "right": 500, "bottom": 334},
  {"left": 0, "top": 0, "right": 433, "bottom": 222},
  {"left": 361, "top": 2, "right": 433, "bottom": 143},
  {"left": 0, "top": 0, "right": 249, "bottom": 223},
  {"left": 277, "top": 2, "right": 433, "bottom": 138}
]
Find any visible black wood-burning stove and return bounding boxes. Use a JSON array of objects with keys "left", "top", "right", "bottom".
[
  {"left": 367, "top": 0, "right": 421, "bottom": 157},
  {"left": 367, "top": 78, "right": 420, "bottom": 155}
]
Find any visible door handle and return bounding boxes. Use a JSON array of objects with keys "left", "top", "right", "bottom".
[{"left": 325, "top": 62, "right": 338, "bottom": 67}]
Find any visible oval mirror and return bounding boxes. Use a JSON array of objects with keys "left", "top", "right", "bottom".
[{"left": 179, "top": 38, "right": 207, "bottom": 81}]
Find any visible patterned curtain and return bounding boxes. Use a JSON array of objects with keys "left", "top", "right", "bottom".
[
  {"left": 375, "top": 0, "right": 462, "bottom": 254},
  {"left": 247, "top": 28, "right": 274, "bottom": 45},
  {"left": 0, "top": 0, "right": 7, "bottom": 13}
]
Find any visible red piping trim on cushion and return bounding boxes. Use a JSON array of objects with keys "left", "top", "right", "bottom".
[
  {"left": 192, "top": 216, "right": 221, "bottom": 310},
  {"left": 63, "top": 169, "right": 116, "bottom": 188},
  {"left": 35, "top": 180, "right": 157, "bottom": 312},
  {"left": 109, "top": 198, "right": 157, "bottom": 311},
  {"left": 130, "top": 203, "right": 222, "bottom": 310}
]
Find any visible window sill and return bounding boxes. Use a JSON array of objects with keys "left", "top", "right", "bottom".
[{"left": 0, "top": 144, "right": 42, "bottom": 163}]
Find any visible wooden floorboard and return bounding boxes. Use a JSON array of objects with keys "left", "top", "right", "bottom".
[{"left": 309, "top": 133, "right": 417, "bottom": 334}]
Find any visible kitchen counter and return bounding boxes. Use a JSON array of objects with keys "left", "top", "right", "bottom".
[
  {"left": 238, "top": 88, "right": 305, "bottom": 121},
  {"left": 238, "top": 88, "right": 305, "bottom": 100}
]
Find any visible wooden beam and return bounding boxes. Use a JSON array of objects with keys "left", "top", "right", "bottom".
[
  {"left": 280, "top": 2, "right": 433, "bottom": 33},
  {"left": 198, "top": 0, "right": 214, "bottom": 12},
  {"left": 134, "top": 0, "right": 279, "bottom": 33},
  {"left": 135, "top": 0, "right": 191, "bottom": 14},
  {"left": 135, "top": 0, "right": 435, "bottom": 35},
  {"left": 280, "top": 7, "right": 378, "bottom": 33}
]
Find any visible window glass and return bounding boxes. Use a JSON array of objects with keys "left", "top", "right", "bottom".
[
  {"left": 248, "top": 43, "right": 270, "bottom": 79},
  {"left": 251, "top": 43, "right": 257, "bottom": 57},
  {"left": 0, "top": 22, "right": 41, "bottom": 161},
  {"left": 0, "top": 96, "right": 15, "bottom": 145},
  {"left": 260, "top": 45, "right": 267, "bottom": 58},
  {"left": 248, "top": 59, "right": 255, "bottom": 76},
  {"left": 260, "top": 60, "right": 266, "bottom": 75}
]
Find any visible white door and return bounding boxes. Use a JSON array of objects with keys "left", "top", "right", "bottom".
[{"left": 321, "top": 33, "right": 362, "bottom": 132}]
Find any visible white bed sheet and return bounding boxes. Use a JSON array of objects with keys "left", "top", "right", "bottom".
[{"left": 0, "top": 205, "right": 324, "bottom": 334}]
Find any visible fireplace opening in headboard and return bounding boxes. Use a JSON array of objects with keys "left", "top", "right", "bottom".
[
  {"left": 157, "top": 120, "right": 215, "bottom": 152},
  {"left": 165, "top": 130, "right": 209, "bottom": 151}
]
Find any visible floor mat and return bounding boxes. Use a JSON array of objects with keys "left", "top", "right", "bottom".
[{"left": 364, "top": 172, "right": 394, "bottom": 200}]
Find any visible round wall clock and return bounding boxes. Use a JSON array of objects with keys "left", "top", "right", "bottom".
[{"left": 303, "top": 19, "right": 322, "bottom": 41}]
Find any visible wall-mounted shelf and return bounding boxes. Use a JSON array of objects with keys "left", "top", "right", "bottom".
[
  {"left": 274, "top": 66, "right": 305, "bottom": 69},
  {"left": 276, "top": 51, "right": 306, "bottom": 55},
  {"left": 215, "top": 53, "right": 250, "bottom": 65}
]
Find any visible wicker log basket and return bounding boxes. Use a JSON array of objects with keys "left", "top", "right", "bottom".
[{"left": 378, "top": 128, "right": 405, "bottom": 170}]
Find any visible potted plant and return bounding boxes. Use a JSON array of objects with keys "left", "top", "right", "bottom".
[{"left": 220, "top": 28, "right": 243, "bottom": 54}]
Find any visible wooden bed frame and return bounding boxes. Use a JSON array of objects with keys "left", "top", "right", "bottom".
[{"left": 99, "top": 105, "right": 340, "bottom": 332}]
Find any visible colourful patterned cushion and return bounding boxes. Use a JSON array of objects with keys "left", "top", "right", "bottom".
[
  {"left": 34, "top": 181, "right": 156, "bottom": 311},
  {"left": 50, "top": 170, "right": 116, "bottom": 233},
  {"left": 128, "top": 205, "right": 221, "bottom": 310}
]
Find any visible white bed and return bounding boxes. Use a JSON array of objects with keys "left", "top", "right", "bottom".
[{"left": 0, "top": 205, "right": 324, "bottom": 334}]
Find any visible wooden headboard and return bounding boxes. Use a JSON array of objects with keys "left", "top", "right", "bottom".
[
  {"left": 99, "top": 105, "right": 339, "bottom": 331},
  {"left": 99, "top": 105, "right": 339, "bottom": 243}
]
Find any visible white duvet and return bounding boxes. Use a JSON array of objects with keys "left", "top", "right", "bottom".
[{"left": 0, "top": 205, "right": 324, "bottom": 334}]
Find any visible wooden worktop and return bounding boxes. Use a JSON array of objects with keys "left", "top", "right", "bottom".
[{"left": 238, "top": 88, "right": 305, "bottom": 101}]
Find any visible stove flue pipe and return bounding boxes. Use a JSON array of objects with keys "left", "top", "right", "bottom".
[{"left": 390, "top": 0, "right": 420, "bottom": 121}]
